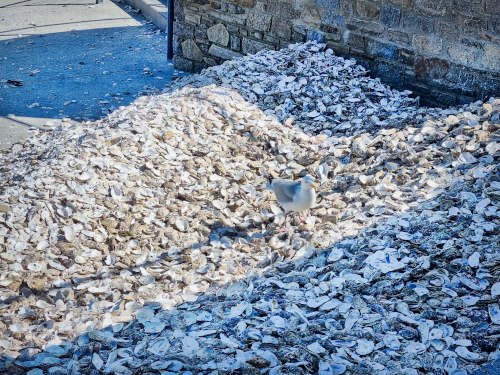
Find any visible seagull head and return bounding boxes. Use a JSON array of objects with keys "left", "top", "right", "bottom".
[{"left": 301, "top": 175, "right": 318, "bottom": 190}]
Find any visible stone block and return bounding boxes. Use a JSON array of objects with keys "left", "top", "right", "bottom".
[
  {"left": 267, "top": 2, "right": 301, "bottom": 21},
  {"left": 412, "top": 35, "right": 443, "bottom": 54},
  {"left": 195, "top": 27, "right": 208, "bottom": 41},
  {"left": 326, "top": 41, "right": 350, "bottom": 56},
  {"left": 302, "top": 7, "right": 322, "bottom": 25},
  {"left": 174, "top": 22, "right": 194, "bottom": 38},
  {"left": 437, "top": 21, "right": 460, "bottom": 41},
  {"left": 320, "top": 24, "right": 340, "bottom": 34},
  {"left": 193, "top": 62, "right": 205, "bottom": 73},
  {"left": 398, "top": 48, "right": 415, "bottom": 65},
  {"left": 458, "top": 37, "right": 483, "bottom": 50},
  {"left": 430, "top": 89, "right": 458, "bottom": 106},
  {"left": 452, "top": 0, "right": 483, "bottom": 13},
  {"left": 372, "top": 61, "right": 405, "bottom": 86},
  {"left": 247, "top": 10, "right": 272, "bottom": 32},
  {"left": 322, "top": 11, "right": 345, "bottom": 26},
  {"left": 207, "top": 9, "right": 247, "bottom": 25},
  {"left": 350, "top": 47, "right": 367, "bottom": 57},
  {"left": 356, "top": 0, "right": 380, "bottom": 19},
  {"left": 380, "top": 5, "right": 401, "bottom": 28},
  {"left": 482, "top": 43, "right": 500, "bottom": 70},
  {"left": 242, "top": 37, "right": 273, "bottom": 54},
  {"left": 369, "top": 41, "right": 399, "bottom": 59},
  {"left": 228, "top": 3, "right": 245, "bottom": 14},
  {"left": 307, "top": 29, "right": 325, "bottom": 42},
  {"left": 264, "top": 34, "right": 279, "bottom": 45},
  {"left": 230, "top": 35, "right": 242, "bottom": 51},
  {"left": 173, "top": 35, "right": 182, "bottom": 55},
  {"left": 184, "top": 11, "right": 201, "bottom": 25},
  {"left": 348, "top": 18, "right": 385, "bottom": 35},
  {"left": 455, "top": 13, "right": 488, "bottom": 34},
  {"left": 251, "top": 31, "right": 263, "bottom": 40},
  {"left": 227, "top": 24, "right": 239, "bottom": 33},
  {"left": 279, "top": 39, "right": 291, "bottom": 49},
  {"left": 482, "top": 77, "right": 500, "bottom": 99},
  {"left": 387, "top": 0, "right": 412, "bottom": 8},
  {"left": 203, "top": 57, "right": 218, "bottom": 66},
  {"left": 407, "top": 81, "right": 434, "bottom": 99},
  {"left": 343, "top": 30, "right": 366, "bottom": 50},
  {"left": 313, "top": 0, "right": 340, "bottom": 8},
  {"left": 339, "top": 0, "right": 355, "bottom": 14},
  {"left": 415, "top": 0, "right": 448, "bottom": 16},
  {"left": 293, "top": 25, "right": 307, "bottom": 36},
  {"left": 181, "top": 39, "right": 204, "bottom": 61},
  {"left": 354, "top": 57, "right": 372, "bottom": 70},
  {"left": 253, "top": 1, "right": 265, "bottom": 12},
  {"left": 455, "top": 94, "right": 475, "bottom": 104},
  {"left": 200, "top": 17, "right": 216, "bottom": 28},
  {"left": 173, "top": 55, "right": 193, "bottom": 72},
  {"left": 485, "top": 0, "right": 500, "bottom": 13},
  {"left": 173, "top": 0, "right": 184, "bottom": 18},
  {"left": 208, "top": 44, "right": 244, "bottom": 60},
  {"left": 414, "top": 57, "right": 450, "bottom": 79},
  {"left": 402, "top": 12, "right": 434, "bottom": 33},
  {"left": 388, "top": 30, "right": 410, "bottom": 44},
  {"left": 292, "top": 30, "right": 306, "bottom": 42},
  {"left": 445, "top": 64, "right": 475, "bottom": 86},
  {"left": 460, "top": 36, "right": 486, "bottom": 51},
  {"left": 490, "top": 16, "right": 500, "bottom": 34},
  {"left": 321, "top": 25, "right": 342, "bottom": 41},
  {"left": 271, "top": 20, "right": 292, "bottom": 40},
  {"left": 186, "top": 5, "right": 201, "bottom": 12},
  {"left": 197, "top": 41, "right": 210, "bottom": 53},
  {"left": 207, "top": 23, "right": 229, "bottom": 46},
  {"left": 209, "top": 1, "right": 221, "bottom": 9},
  {"left": 236, "top": 0, "right": 258, "bottom": 7},
  {"left": 448, "top": 44, "right": 481, "bottom": 66}
]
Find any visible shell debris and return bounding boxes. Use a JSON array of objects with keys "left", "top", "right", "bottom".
[{"left": 0, "top": 42, "right": 499, "bottom": 374}]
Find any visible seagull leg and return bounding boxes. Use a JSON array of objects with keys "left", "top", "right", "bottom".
[
  {"left": 278, "top": 211, "right": 289, "bottom": 232},
  {"left": 298, "top": 211, "right": 307, "bottom": 223}
]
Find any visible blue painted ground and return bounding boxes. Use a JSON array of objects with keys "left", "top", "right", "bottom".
[{"left": 0, "top": 1, "right": 185, "bottom": 121}]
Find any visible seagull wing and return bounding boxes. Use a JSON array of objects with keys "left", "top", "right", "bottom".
[{"left": 271, "top": 180, "right": 300, "bottom": 204}]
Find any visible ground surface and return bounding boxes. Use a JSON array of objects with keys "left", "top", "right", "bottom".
[{"left": 0, "top": 0, "right": 182, "bottom": 149}]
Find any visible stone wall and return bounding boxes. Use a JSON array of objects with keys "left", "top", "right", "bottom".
[{"left": 173, "top": 0, "right": 500, "bottom": 106}]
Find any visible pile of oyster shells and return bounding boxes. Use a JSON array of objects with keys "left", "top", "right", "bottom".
[
  {"left": 168, "top": 42, "right": 420, "bottom": 137},
  {"left": 0, "top": 42, "right": 498, "bottom": 375}
]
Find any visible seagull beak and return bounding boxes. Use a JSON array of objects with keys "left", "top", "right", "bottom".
[{"left": 312, "top": 184, "right": 318, "bottom": 189}]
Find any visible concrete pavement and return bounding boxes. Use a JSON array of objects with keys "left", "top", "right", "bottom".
[
  {"left": 0, "top": 0, "right": 184, "bottom": 150},
  {"left": 123, "top": 0, "right": 170, "bottom": 32},
  {"left": 0, "top": 114, "right": 76, "bottom": 150}
]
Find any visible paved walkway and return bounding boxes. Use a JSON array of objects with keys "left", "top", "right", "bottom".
[{"left": 0, "top": 0, "right": 182, "bottom": 150}]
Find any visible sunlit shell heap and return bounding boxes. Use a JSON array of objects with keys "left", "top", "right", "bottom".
[{"left": 0, "top": 42, "right": 499, "bottom": 375}]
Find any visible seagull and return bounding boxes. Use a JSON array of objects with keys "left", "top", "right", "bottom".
[{"left": 269, "top": 175, "right": 317, "bottom": 230}]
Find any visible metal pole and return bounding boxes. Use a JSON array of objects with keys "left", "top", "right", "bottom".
[{"left": 167, "top": 0, "right": 174, "bottom": 60}]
